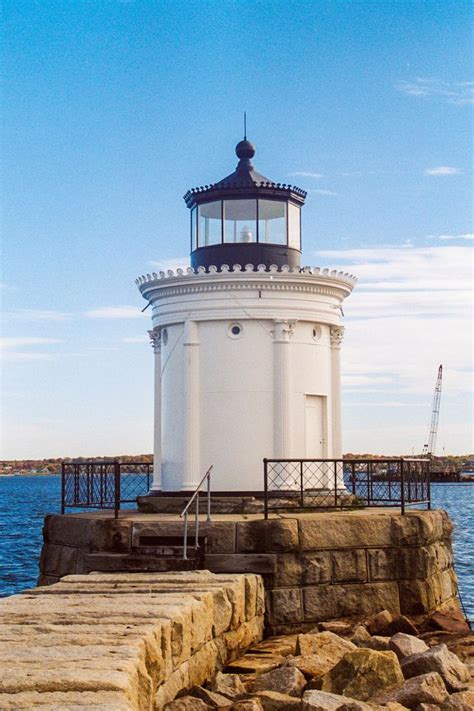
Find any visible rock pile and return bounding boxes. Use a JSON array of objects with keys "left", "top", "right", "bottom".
[{"left": 165, "top": 609, "right": 473, "bottom": 711}]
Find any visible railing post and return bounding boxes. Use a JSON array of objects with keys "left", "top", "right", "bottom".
[
  {"left": 334, "top": 461, "right": 338, "bottom": 507},
  {"left": 427, "top": 460, "right": 431, "bottom": 510},
  {"left": 300, "top": 461, "right": 304, "bottom": 508},
  {"left": 400, "top": 459, "right": 405, "bottom": 515},
  {"left": 351, "top": 462, "right": 356, "bottom": 496},
  {"left": 263, "top": 459, "right": 268, "bottom": 520},
  {"left": 114, "top": 461, "right": 120, "bottom": 519},
  {"left": 195, "top": 492, "right": 199, "bottom": 549},
  {"left": 206, "top": 472, "right": 211, "bottom": 522},
  {"left": 61, "top": 463, "right": 65, "bottom": 514},
  {"left": 367, "top": 461, "right": 372, "bottom": 506},
  {"left": 183, "top": 511, "right": 188, "bottom": 560}
]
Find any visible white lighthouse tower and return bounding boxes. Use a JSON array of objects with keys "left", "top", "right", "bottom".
[{"left": 137, "top": 138, "right": 356, "bottom": 493}]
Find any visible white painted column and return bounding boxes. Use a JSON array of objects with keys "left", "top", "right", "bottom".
[
  {"left": 330, "top": 325, "right": 345, "bottom": 488},
  {"left": 182, "top": 320, "right": 200, "bottom": 490},
  {"left": 148, "top": 329, "right": 162, "bottom": 491},
  {"left": 273, "top": 320, "right": 294, "bottom": 458}
]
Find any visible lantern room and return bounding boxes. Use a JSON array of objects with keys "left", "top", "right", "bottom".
[{"left": 184, "top": 139, "right": 306, "bottom": 271}]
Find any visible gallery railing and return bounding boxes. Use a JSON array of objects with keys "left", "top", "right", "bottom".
[
  {"left": 61, "top": 460, "right": 152, "bottom": 518},
  {"left": 263, "top": 458, "right": 430, "bottom": 518}
]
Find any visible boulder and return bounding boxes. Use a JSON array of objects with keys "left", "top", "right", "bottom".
[
  {"left": 289, "top": 632, "right": 357, "bottom": 679},
  {"left": 427, "top": 610, "right": 470, "bottom": 635},
  {"left": 249, "top": 666, "right": 306, "bottom": 697},
  {"left": 296, "top": 631, "right": 357, "bottom": 657},
  {"left": 382, "top": 672, "right": 448, "bottom": 708},
  {"left": 319, "top": 621, "right": 354, "bottom": 636},
  {"left": 351, "top": 626, "right": 372, "bottom": 646},
  {"left": 225, "top": 655, "right": 285, "bottom": 674},
  {"left": 302, "top": 689, "right": 373, "bottom": 709},
  {"left": 367, "top": 610, "right": 394, "bottom": 635},
  {"left": 382, "top": 616, "right": 419, "bottom": 637},
  {"left": 231, "top": 701, "right": 264, "bottom": 711},
  {"left": 389, "top": 634, "right": 429, "bottom": 660},
  {"left": 164, "top": 697, "right": 213, "bottom": 710},
  {"left": 322, "top": 649, "right": 404, "bottom": 701},
  {"left": 440, "top": 689, "right": 474, "bottom": 710},
  {"left": 415, "top": 705, "right": 440, "bottom": 711},
  {"left": 400, "top": 644, "right": 470, "bottom": 693},
  {"left": 360, "top": 636, "right": 391, "bottom": 652},
  {"left": 211, "top": 672, "right": 246, "bottom": 699},
  {"left": 192, "top": 686, "right": 234, "bottom": 708},
  {"left": 253, "top": 689, "right": 302, "bottom": 709}
]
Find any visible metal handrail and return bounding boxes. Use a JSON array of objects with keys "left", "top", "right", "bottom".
[{"left": 179, "top": 465, "right": 213, "bottom": 559}]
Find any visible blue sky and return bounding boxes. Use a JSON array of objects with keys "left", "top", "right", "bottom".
[{"left": 2, "top": 0, "right": 472, "bottom": 458}]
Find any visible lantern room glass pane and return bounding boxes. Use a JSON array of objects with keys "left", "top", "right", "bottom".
[
  {"left": 198, "top": 201, "right": 222, "bottom": 246},
  {"left": 288, "top": 202, "right": 301, "bottom": 249},
  {"left": 191, "top": 207, "right": 197, "bottom": 250},
  {"left": 223, "top": 200, "right": 257, "bottom": 243},
  {"left": 258, "top": 200, "right": 287, "bottom": 244}
]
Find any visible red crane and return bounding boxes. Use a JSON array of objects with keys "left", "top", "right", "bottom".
[{"left": 422, "top": 364, "right": 443, "bottom": 456}]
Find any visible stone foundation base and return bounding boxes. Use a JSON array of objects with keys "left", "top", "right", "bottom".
[{"left": 38, "top": 508, "right": 458, "bottom": 635}]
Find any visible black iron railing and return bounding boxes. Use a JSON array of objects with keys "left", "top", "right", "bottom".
[
  {"left": 61, "top": 460, "right": 152, "bottom": 518},
  {"left": 263, "top": 458, "right": 430, "bottom": 518}
]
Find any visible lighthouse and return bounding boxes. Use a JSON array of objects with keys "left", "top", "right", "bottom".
[{"left": 136, "top": 138, "right": 356, "bottom": 493}]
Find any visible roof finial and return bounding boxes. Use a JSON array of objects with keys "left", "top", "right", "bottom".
[{"left": 244, "top": 111, "right": 247, "bottom": 140}]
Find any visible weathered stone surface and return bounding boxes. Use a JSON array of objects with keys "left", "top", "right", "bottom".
[
  {"left": 225, "top": 655, "right": 284, "bottom": 674},
  {"left": 253, "top": 689, "right": 302, "bottom": 710},
  {"left": 192, "top": 685, "right": 234, "bottom": 707},
  {"left": 440, "top": 689, "right": 474, "bottom": 710},
  {"left": 331, "top": 549, "right": 367, "bottom": 583},
  {"left": 164, "top": 696, "right": 212, "bottom": 710},
  {"left": 210, "top": 672, "right": 246, "bottom": 699},
  {"left": 322, "top": 649, "right": 404, "bottom": 701},
  {"left": 303, "top": 582, "right": 400, "bottom": 622},
  {"left": 351, "top": 625, "right": 372, "bottom": 646},
  {"left": 296, "top": 631, "right": 356, "bottom": 663},
  {"left": 302, "top": 689, "right": 372, "bottom": 710},
  {"left": 248, "top": 635, "right": 297, "bottom": 657},
  {"left": 231, "top": 700, "right": 264, "bottom": 711},
  {"left": 428, "top": 610, "right": 471, "bottom": 635},
  {"left": 381, "top": 616, "right": 420, "bottom": 638},
  {"left": 399, "top": 570, "right": 457, "bottom": 615},
  {"left": 382, "top": 672, "right": 448, "bottom": 708},
  {"left": 298, "top": 514, "right": 395, "bottom": 550},
  {"left": 269, "top": 588, "right": 303, "bottom": 624},
  {"left": 236, "top": 520, "right": 299, "bottom": 554},
  {"left": 318, "top": 621, "right": 353, "bottom": 636},
  {"left": 39, "top": 543, "right": 77, "bottom": 578},
  {"left": 289, "top": 634, "right": 358, "bottom": 681},
  {"left": 249, "top": 666, "right": 306, "bottom": 696},
  {"left": 367, "top": 610, "right": 394, "bottom": 635},
  {"left": 389, "top": 634, "right": 429, "bottom": 660},
  {"left": 272, "top": 554, "right": 302, "bottom": 586},
  {"left": 0, "top": 690, "right": 133, "bottom": 709},
  {"left": 359, "top": 636, "right": 391, "bottom": 652},
  {"left": 300, "top": 551, "right": 332, "bottom": 585},
  {"left": 401, "top": 644, "right": 470, "bottom": 693}
]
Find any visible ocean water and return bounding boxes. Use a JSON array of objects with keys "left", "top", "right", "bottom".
[{"left": 0, "top": 476, "right": 472, "bottom": 622}]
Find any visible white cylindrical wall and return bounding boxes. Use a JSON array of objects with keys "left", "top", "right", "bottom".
[{"left": 138, "top": 268, "right": 355, "bottom": 492}]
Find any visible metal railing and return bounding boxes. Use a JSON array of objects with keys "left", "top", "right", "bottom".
[
  {"left": 263, "top": 458, "right": 430, "bottom": 518},
  {"left": 61, "top": 460, "right": 152, "bottom": 518},
  {"left": 179, "top": 465, "right": 213, "bottom": 559}
]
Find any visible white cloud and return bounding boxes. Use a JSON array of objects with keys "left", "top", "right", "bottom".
[
  {"left": 437, "top": 233, "right": 474, "bottom": 241},
  {"left": 424, "top": 166, "right": 461, "bottom": 176},
  {"left": 84, "top": 306, "right": 146, "bottom": 319},
  {"left": 148, "top": 257, "right": 190, "bottom": 272},
  {"left": 123, "top": 336, "right": 148, "bottom": 344},
  {"left": 3, "top": 309, "right": 73, "bottom": 321},
  {"left": 395, "top": 78, "right": 474, "bottom": 106},
  {"left": 289, "top": 171, "right": 323, "bottom": 179},
  {"left": 309, "top": 189, "right": 339, "bottom": 196},
  {"left": 0, "top": 337, "right": 62, "bottom": 349},
  {"left": 313, "top": 244, "right": 473, "bottom": 453}
]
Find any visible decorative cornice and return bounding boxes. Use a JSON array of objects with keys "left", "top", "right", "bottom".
[
  {"left": 330, "top": 325, "right": 345, "bottom": 347},
  {"left": 136, "top": 264, "right": 357, "bottom": 290}
]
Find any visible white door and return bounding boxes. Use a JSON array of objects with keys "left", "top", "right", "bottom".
[{"left": 305, "top": 395, "right": 326, "bottom": 458}]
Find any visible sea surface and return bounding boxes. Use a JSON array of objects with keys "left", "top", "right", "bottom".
[{"left": 0, "top": 477, "right": 472, "bottom": 622}]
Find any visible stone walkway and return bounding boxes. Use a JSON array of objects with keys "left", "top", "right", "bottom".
[{"left": 0, "top": 571, "right": 264, "bottom": 710}]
